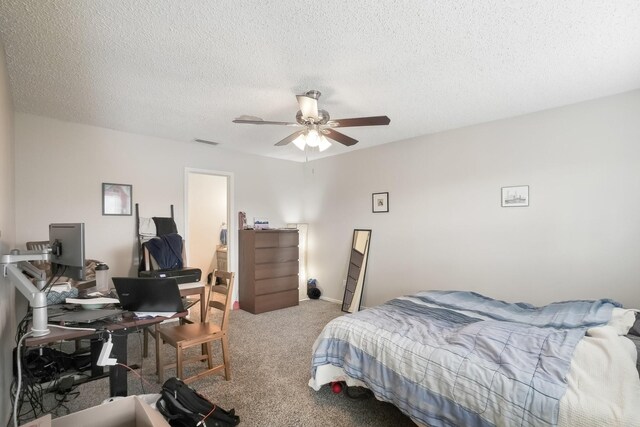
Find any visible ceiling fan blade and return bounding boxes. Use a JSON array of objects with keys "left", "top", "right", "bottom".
[
  {"left": 323, "top": 129, "right": 358, "bottom": 146},
  {"left": 233, "top": 116, "right": 300, "bottom": 126},
  {"left": 296, "top": 95, "right": 319, "bottom": 120},
  {"left": 329, "top": 116, "right": 390, "bottom": 128},
  {"left": 275, "top": 130, "right": 305, "bottom": 146}
]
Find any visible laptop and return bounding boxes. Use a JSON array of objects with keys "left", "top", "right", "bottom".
[{"left": 112, "top": 277, "right": 185, "bottom": 312}]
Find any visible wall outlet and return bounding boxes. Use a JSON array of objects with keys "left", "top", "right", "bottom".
[{"left": 342, "top": 279, "right": 347, "bottom": 288}]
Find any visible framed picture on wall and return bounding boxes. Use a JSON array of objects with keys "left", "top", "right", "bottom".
[
  {"left": 102, "top": 183, "right": 133, "bottom": 216},
  {"left": 372, "top": 192, "right": 389, "bottom": 213},
  {"left": 501, "top": 185, "right": 529, "bottom": 207}
]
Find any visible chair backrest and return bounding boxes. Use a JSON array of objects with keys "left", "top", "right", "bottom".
[
  {"left": 205, "top": 270, "right": 235, "bottom": 331},
  {"left": 142, "top": 241, "right": 187, "bottom": 271},
  {"left": 26, "top": 240, "right": 50, "bottom": 251}
]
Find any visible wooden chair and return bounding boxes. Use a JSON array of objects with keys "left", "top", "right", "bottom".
[{"left": 156, "top": 270, "right": 235, "bottom": 384}]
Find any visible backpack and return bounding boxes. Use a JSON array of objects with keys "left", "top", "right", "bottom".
[{"left": 156, "top": 377, "right": 240, "bottom": 427}]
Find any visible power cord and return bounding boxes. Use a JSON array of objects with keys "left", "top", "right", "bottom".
[
  {"left": 11, "top": 322, "right": 97, "bottom": 426},
  {"left": 13, "top": 330, "right": 34, "bottom": 427}
]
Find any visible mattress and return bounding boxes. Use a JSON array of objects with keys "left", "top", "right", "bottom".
[{"left": 309, "top": 293, "right": 640, "bottom": 426}]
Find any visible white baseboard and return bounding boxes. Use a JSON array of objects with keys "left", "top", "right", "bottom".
[
  {"left": 299, "top": 295, "right": 342, "bottom": 305},
  {"left": 319, "top": 296, "right": 342, "bottom": 304}
]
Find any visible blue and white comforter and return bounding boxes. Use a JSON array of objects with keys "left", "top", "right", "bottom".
[{"left": 310, "top": 291, "right": 620, "bottom": 427}]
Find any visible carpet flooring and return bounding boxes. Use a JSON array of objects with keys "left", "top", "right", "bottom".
[{"left": 27, "top": 299, "right": 415, "bottom": 426}]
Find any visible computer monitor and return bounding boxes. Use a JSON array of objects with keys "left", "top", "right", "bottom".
[{"left": 49, "top": 223, "right": 85, "bottom": 280}]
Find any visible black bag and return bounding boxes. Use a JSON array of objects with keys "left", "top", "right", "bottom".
[{"left": 156, "top": 377, "right": 240, "bottom": 427}]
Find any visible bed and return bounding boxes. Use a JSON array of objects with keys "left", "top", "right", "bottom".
[{"left": 309, "top": 291, "right": 640, "bottom": 426}]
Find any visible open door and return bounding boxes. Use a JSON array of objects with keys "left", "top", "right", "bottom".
[{"left": 185, "top": 169, "right": 233, "bottom": 303}]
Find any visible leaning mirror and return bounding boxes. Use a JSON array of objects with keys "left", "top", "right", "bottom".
[{"left": 342, "top": 229, "right": 372, "bottom": 313}]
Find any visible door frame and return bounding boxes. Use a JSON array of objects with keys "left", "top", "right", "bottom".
[{"left": 184, "top": 168, "right": 237, "bottom": 304}]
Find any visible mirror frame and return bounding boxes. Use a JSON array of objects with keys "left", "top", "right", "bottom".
[{"left": 341, "top": 229, "right": 372, "bottom": 313}]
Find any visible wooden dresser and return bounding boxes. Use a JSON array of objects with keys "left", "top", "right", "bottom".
[{"left": 239, "top": 229, "right": 299, "bottom": 314}]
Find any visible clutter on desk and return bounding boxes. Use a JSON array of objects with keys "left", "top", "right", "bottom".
[
  {"left": 46, "top": 283, "right": 78, "bottom": 305},
  {"left": 95, "top": 263, "right": 110, "bottom": 293},
  {"left": 66, "top": 297, "right": 119, "bottom": 304},
  {"left": 133, "top": 311, "right": 177, "bottom": 318}
]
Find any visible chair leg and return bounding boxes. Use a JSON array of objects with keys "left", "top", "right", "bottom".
[
  {"left": 143, "top": 328, "right": 149, "bottom": 358},
  {"left": 206, "top": 341, "right": 213, "bottom": 369},
  {"left": 156, "top": 331, "right": 164, "bottom": 383},
  {"left": 221, "top": 335, "right": 231, "bottom": 380},
  {"left": 176, "top": 344, "right": 183, "bottom": 380}
]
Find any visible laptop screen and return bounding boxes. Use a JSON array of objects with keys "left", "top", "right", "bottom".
[{"left": 112, "top": 277, "right": 185, "bottom": 312}]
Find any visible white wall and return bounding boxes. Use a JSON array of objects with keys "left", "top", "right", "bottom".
[
  {"left": 187, "top": 172, "right": 227, "bottom": 277},
  {"left": 14, "top": 114, "right": 305, "bottom": 282},
  {"left": 0, "top": 41, "right": 16, "bottom": 424},
  {"left": 305, "top": 90, "right": 640, "bottom": 309}
]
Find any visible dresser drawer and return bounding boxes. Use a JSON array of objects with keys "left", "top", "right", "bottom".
[
  {"left": 255, "top": 261, "right": 298, "bottom": 280},
  {"left": 255, "top": 247, "right": 298, "bottom": 264},
  {"left": 254, "top": 232, "right": 279, "bottom": 248},
  {"left": 253, "top": 289, "right": 299, "bottom": 314},
  {"left": 279, "top": 232, "right": 299, "bottom": 247},
  {"left": 255, "top": 275, "right": 298, "bottom": 295}
]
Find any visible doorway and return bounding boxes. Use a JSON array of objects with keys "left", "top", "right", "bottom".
[{"left": 185, "top": 169, "right": 235, "bottom": 303}]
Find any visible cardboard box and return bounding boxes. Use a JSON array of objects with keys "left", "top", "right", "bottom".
[{"left": 23, "top": 396, "right": 169, "bottom": 427}]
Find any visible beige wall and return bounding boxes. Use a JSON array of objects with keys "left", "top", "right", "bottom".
[
  {"left": 0, "top": 41, "right": 16, "bottom": 424},
  {"left": 305, "top": 90, "right": 640, "bottom": 309}
]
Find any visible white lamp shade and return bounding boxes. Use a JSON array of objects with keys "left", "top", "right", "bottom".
[
  {"left": 318, "top": 135, "right": 332, "bottom": 152},
  {"left": 292, "top": 134, "right": 306, "bottom": 150},
  {"left": 306, "top": 129, "right": 320, "bottom": 147}
]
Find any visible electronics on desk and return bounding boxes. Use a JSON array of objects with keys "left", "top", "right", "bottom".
[
  {"left": 49, "top": 223, "right": 85, "bottom": 280},
  {"left": 112, "top": 277, "right": 185, "bottom": 312},
  {"left": 138, "top": 267, "right": 201, "bottom": 284},
  {"left": 48, "top": 308, "right": 124, "bottom": 324}
]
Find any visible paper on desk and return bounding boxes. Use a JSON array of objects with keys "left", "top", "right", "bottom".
[
  {"left": 134, "top": 311, "right": 177, "bottom": 318},
  {"left": 66, "top": 297, "right": 120, "bottom": 305},
  {"left": 50, "top": 283, "right": 72, "bottom": 293}
]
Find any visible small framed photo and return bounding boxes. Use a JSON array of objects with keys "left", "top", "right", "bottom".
[
  {"left": 372, "top": 192, "right": 389, "bottom": 213},
  {"left": 501, "top": 185, "right": 529, "bottom": 207},
  {"left": 102, "top": 183, "right": 132, "bottom": 216}
]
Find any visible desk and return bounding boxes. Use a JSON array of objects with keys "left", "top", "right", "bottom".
[
  {"left": 24, "top": 282, "right": 205, "bottom": 397},
  {"left": 25, "top": 312, "right": 187, "bottom": 397}
]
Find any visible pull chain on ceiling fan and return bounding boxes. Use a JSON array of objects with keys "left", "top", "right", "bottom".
[{"left": 233, "top": 90, "right": 390, "bottom": 152}]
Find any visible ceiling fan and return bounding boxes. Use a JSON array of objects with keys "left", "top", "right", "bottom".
[{"left": 233, "top": 90, "right": 391, "bottom": 152}]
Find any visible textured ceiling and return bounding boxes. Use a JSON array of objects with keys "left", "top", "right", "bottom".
[{"left": 1, "top": 1, "right": 639, "bottom": 162}]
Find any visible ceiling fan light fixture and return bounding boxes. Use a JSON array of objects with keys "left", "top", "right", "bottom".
[
  {"left": 318, "top": 135, "right": 332, "bottom": 152},
  {"left": 292, "top": 134, "right": 307, "bottom": 151},
  {"left": 234, "top": 89, "right": 390, "bottom": 152},
  {"left": 306, "top": 129, "right": 320, "bottom": 147}
]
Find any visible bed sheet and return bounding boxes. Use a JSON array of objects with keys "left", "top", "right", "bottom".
[{"left": 310, "top": 293, "right": 636, "bottom": 426}]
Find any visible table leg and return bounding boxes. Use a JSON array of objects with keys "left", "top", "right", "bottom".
[
  {"left": 200, "top": 286, "right": 206, "bottom": 322},
  {"left": 90, "top": 338, "right": 104, "bottom": 377},
  {"left": 110, "top": 333, "right": 128, "bottom": 396}
]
